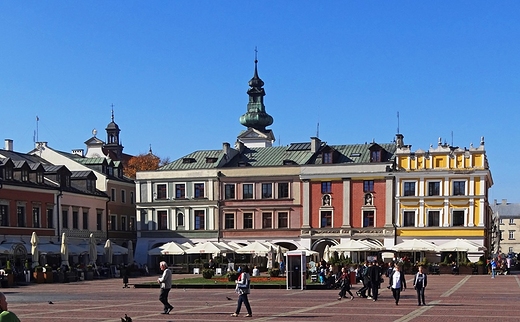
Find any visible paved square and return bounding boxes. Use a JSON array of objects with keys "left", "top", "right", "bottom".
[{"left": 5, "top": 273, "right": 520, "bottom": 321}]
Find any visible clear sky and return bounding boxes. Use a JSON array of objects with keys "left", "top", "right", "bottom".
[{"left": 1, "top": 1, "right": 519, "bottom": 202}]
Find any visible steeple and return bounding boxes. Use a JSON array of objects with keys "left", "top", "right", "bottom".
[
  {"left": 239, "top": 49, "right": 273, "bottom": 132},
  {"left": 104, "top": 104, "right": 124, "bottom": 160}
]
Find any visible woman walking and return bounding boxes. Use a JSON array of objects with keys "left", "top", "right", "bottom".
[
  {"left": 389, "top": 264, "right": 406, "bottom": 305},
  {"left": 413, "top": 265, "right": 428, "bottom": 305},
  {"left": 336, "top": 266, "right": 354, "bottom": 300},
  {"left": 231, "top": 265, "right": 252, "bottom": 317}
]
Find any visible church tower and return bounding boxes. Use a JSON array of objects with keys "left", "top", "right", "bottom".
[
  {"left": 104, "top": 107, "right": 124, "bottom": 160},
  {"left": 238, "top": 52, "right": 275, "bottom": 148}
]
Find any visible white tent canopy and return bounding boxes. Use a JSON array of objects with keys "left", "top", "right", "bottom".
[
  {"left": 236, "top": 241, "right": 272, "bottom": 256},
  {"left": 148, "top": 241, "right": 188, "bottom": 255},
  {"left": 185, "top": 241, "right": 234, "bottom": 255},
  {"left": 330, "top": 239, "right": 377, "bottom": 252},
  {"left": 390, "top": 239, "right": 440, "bottom": 252},
  {"left": 438, "top": 239, "right": 487, "bottom": 252}
]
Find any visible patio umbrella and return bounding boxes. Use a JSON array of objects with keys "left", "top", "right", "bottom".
[
  {"left": 148, "top": 241, "right": 187, "bottom": 255},
  {"left": 31, "top": 231, "right": 39, "bottom": 268},
  {"left": 323, "top": 245, "right": 331, "bottom": 263},
  {"left": 60, "top": 232, "right": 69, "bottom": 267},
  {"left": 275, "top": 245, "right": 283, "bottom": 264},
  {"left": 104, "top": 239, "right": 113, "bottom": 264},
  {"left": 438, "top": 239, "right": 486, "bottom": 252},
  {"left": 89, "top": 233, "right": 97, "bottom": 265},
  {"left": 390, "top": 239, "right": 439, "bottom": 263},
  {"left": 236, "top": 241, "right": 271, "bottom": 256},
  {"left": 330, "top": 239, "right": 375, "bottom": 252},
  {"left": 127, "top": 240, "right": 134, "bottom": 265},
  {"left": 185, "top": 241, "right": 233, "bottom": 256}
]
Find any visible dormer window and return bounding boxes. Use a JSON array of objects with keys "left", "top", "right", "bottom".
[
  {"left": 4, "top": 167, "right": 12, "bottom": 180},
  {"left": 36, "top": 171, "right": 44, "bottom": 184},
  {"left": 21, "top": 169, "right": 29, "bottom": 182},
  {"left": 86, "top": 179, "right": 94, "bottom": 192},
  {"left": 206, "top": 157, "right": 218, "bottom": 163},
  {"left": 182, "top": 158, "right": 196, "bottom": 164},
  {"left": 323, "top": 151, "right": 333, "bottom": 164},
  {"left": 107, "top": 167, "right": 114, "bottom": 176},
  {"left": 371, "top": 150, "right": 381, "bottom": 162}
]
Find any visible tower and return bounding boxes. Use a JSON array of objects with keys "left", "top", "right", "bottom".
[{"left": 104, "top": 107, "right": 124, "bottom": 160}]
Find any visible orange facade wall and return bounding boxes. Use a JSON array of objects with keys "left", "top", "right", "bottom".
[
  {"left": 350, "top": 179, "right": 387, "bottom": 228},
  {"left": 309, "top": 180, "right": 344, "bottom": 228}
]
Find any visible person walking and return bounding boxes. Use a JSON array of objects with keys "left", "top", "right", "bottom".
[
  {"left": 336, "top": 267, "right": 354, "bottom": 300},
  {"left": 231, "top": 265, "right": 252, "bottom": 317},
  {"left": 356, "top": 262, "right": 370, "bottom": 298},
  {"left": 389, "top": 264, "right": 406, "bottom": 305},
  {"left": 0, "top": 292, "right": 20, "bottom": 322},
  {"left": 491, "top": 258, "right": 497, "bottom": 278},
  {"left": 368, "top": 261, "right": 382, "bottom": 301},
  {"left": 413, "top": 265, "right": 428, "bottom": 306},
  {"left": 157, "top": 261, "right": 174, "bottom": 314}
]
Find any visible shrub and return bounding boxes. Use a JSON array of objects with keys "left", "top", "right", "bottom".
[
  {"left": 226, "top": 271, "right": 240, "bottom": 282},
  {"left": 201, "top": 269, "right": 214, "bottom": 279},
  {"left": 268, "top": 268, "right": 280, "bottom": 277}
]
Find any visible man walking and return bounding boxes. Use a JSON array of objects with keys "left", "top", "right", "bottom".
[
  {"left": 0, "top": 292, "right": 20, "bottom": 322},
  {"left": 157, "top": 261, "right": 174, "bottom": 314}
]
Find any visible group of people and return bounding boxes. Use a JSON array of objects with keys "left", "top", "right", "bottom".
[{"left": 329, "top": 260, "right": 429, "bottom": 306}]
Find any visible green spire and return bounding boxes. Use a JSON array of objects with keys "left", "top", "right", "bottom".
[{"left": 239, "top": 52, "right": 273, "bottom": 131}]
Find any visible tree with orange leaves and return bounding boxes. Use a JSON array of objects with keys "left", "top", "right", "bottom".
[{"left": 124, "top": 153, "right": 165, "bottom": 179}]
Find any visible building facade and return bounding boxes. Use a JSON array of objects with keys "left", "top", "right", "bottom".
[{"left": 491, "top": 199, "right": 520, "bottom": 255}]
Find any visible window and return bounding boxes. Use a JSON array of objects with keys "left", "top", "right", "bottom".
[
  {"left": 194, "top": 183, "right": 205, "bottom": 198},
  {"left": 130, "top": 217, "right": 135, "bottom": 230},
  {"left": 36, "top": 171, "right": 43, "bottom": 184},
  {"left": 403, "top": 182, "right": 415, "bottom": 196},
  {"left": 97, "top": 212, "right": 102, "bottom": 231},
  {"left": 83, "top": 211, "right": 88, "bottom": 230},
  {"left": 62, "top": 210, "right": 68, "bottom": 229},
  {"left": 243, "top": 213, "right": 253, "bottom": 229},
  {"left": 17, "top": 206, "right": 26, "bottom": 227},
  {"left": 453, "top": 181, "right": 465, "bottom": 196},
  {"left": 194, "top": 210, "right": 205, "bottom": 230},
  {"left": 509, "top": 247, "right": 514, "bottom": 253},
  {"left": 121, "top": 216, "right": 127, "bottom": 231},
  {"left": 224, "top": 184, "right": 235, "bottom": 199},
  {"left": 86, "top": 180, "right": 94, "bottom": 192},
  {"left": 72, "top": 210, "right": 79, "bottom": 229},
  {"left": 363, "top": 210, "right": 374, "bottom": 227},
  {"left": 403, "top": 211, "right": 415, "bottom": 227},
  {"left": 371, "top": 150, "right": 381, "bottom": 162},
  {"left": 177, "top": 213, "right": 184, "bottom": 226},
  {"left": 428, "top": 211, "right": 440, "bottom": 227},
  {"left": 243, "top": 184, "right": 253, "bottom": 199},
  {"left": 262, "top": 212, "right": 272, "bottom": 228},
  {"left": 499, "top": 218, "right": 504, "bottom": 225},
  {"left": 121, "top": 190, "right": 126, "bottom": 203},
  {"left": 111, "top": 188, "right": 116, "bottom": 201},
  {"left": 278, "top": 182, "right": 289, "bottom": 198},
  {"left": 278, "top": 212, "right": 288, "bottom": 228},
  {"left": 323, "top": 151, "right": 333, "bottom": 164},
  {"left": 47, "top": 208, "right": 53, "bottom": 228},
  {"left": 500, "top": 230, "right": 504, "bottom": 240},
  {"left": 0, "top": 205, "right": 8, "bottom": 226},
  {"left": 110, "top": 215, "right": 117, "bottom": 230},
  {"left": 509, "top": 230, "right": 515, "bottom": 240},
  {"left": 156, "top": 184, "right": 167, "bottom": 199},
  {"left": 262, "top": 183, "right": 273, "bottom": 199},
  {"left": 33, "top": 207, "right": 40, "bottom": 228},
  {"left": 4, "top": 167, "right": 12, "bottom": 180},
  {"left": 130, "top": 191, "right": 134, "bottom": 204},
  {"left": 175, "top": 184, "right": 185, "bottom": 198},
  {"left": 225, "top": 213, "right": 234, "bottom": 229},
  {"left": 452, "top": 210, "right": 465, "bottom": 226},
  {"left": 158, "top": 211, "right": 167, "bottom": 230},
  {"left": 321, "top": 182, "right": 332, "bottom": 194},
  {"left": 363, "top": 180, "right": 374, "bottom": 192},
  {"left": 509, "top": 218, "right": 515, "bottom": 225},
  {"left": 428, "top": 182, "right": 440, "bottom": 196},
  {"left": 321, "top": 211, "right": 332, "bottom": 228},
  {"left": 21, "top": 169, "right": 28, "bottom": 182}
]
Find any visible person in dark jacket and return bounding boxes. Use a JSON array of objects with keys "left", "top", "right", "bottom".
[
  {"left": 336, "top": 267, "right": 354, "bottom": 300},
  {"left": 368, "top": 261, "right": 382, "bottom": 301},
  {"left": 413, "top": 265, "right": 428, "bottom": 305},
  {"left": 356, "top": 262, "right": 370, "bottom": 298},
  {"left": 389, "top": 264, "right": 406, "bottom": 305}
]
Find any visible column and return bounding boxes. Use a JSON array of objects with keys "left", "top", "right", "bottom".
[
  {"left": 302, "top": 180, "right": 311, "bottom": 228},
  {"left": 342, "top": 178, "right": 351, "bottom": 228},
  {"left": 384, "top": 176, "right": 394, "bottom": 227}
]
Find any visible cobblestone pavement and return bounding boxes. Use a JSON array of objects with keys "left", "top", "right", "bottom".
[{"left": 5, "top": 273, "right": 520, "bottom": 322}]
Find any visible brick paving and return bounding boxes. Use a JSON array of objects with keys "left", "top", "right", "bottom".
[{"left": 4, "top": 272, "right": 520, "bottom": 322}]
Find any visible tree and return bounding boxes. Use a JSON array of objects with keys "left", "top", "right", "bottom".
[{"left": 124, "top": 153, "right": 162, "bottom": 179}]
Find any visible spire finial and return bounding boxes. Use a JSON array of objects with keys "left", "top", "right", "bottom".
[
  {"left": 111, "top": 104, "right": 114, "bottom": 122},
  {"left": 254, "top": 46, "right": 258, "bottom": 63},
  {"left": 149, "top": 144, "right": 153, "bottom": 154}
]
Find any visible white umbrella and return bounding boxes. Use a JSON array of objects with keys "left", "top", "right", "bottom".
[
  {"left": 330, "top": 239, "right": 375, "bottom": 252},
  {"left": 31, "top": 231, "right": 39, "bottom": 268},
  {"left": 89, "top": 233, "right": 97, "bottom": 265},
  {"left": 294, "top": 247, "right": 319, "bottom": 256},
  {"left": 127, "top": 240, "right": 134, "bottom": 264},
  {"left": 236, "top": 241, "right": 271, "bottom": 256},
  {"left": 438, "top": 239, "right": 487, "bottom": 252},
  {"left": 390, "top": 239, "right": 439, "bottom": 252},
  {"left": 185, "top": 241, "right": 233, "bottom": 255},
  {"left": 148, "top": 241, "right": 187, "bottom": 255},
  {"left": 104, "top": 239, "right": 113, "bottom": 264},
  {"left": 61, "top": 232, "right": 69, "bottom": 267},
  {"left": 275, "top": 245, "right": 283, "bottom": 264},
  {"left": 323, "top": 245, "right": 331, "bottom": 263}
]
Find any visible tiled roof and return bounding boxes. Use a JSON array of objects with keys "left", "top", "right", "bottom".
[
  {"left": 159, "top": 150, "right": 224, "bottom": 171},
  {"left": 74, "top": 157, "right": 108, "bottom": 165},
  {"left": 71, "top": 171, "right": 94, "bottom": 178},
  {"left": 491, "top": 203, "right": 520, "bottom": 218}
]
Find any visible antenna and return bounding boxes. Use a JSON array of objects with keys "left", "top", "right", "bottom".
[
  {"left": 316, "top": 121, "right": 320, "bottom": 138},
  {"left": 397, "top": 111, "right": 400, "bottom": 133},
  {"left": 451, "top": 131, "right": 454, "bottom": 146},
  {"left": 36, "top": 115, "right": 39, "bottom": 143}
]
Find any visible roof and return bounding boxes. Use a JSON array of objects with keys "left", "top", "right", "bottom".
[
  {"left": 159, "top": 149, "right": 224, "bottom": 171},
  {"left": 491, "top": 203, "right": 520, "bottom": 218}
]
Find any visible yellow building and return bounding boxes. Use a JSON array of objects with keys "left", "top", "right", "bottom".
[{"left": 394, "top": 134, "right": 493, "bottom": 262}]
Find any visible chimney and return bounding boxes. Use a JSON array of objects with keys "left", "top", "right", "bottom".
[
  {"left": 222, "top": 142, "right": 230, "bottom": 156},
  {"left": 395, "top": 134, "right": 404, "bottom": 148},
  {"left": 4, "top": 139, "right": 13, "bottom": 151},
  {"left": 234, "top": 140, "right": 245, "bottom": 153},
  {"left": 72, "top": 149, "right": 84, "bottom": 157},
  {"left": 310, "top": 137, "right": 321, "bottom": 153},
  {"left": 502, "top": 199, "right": 507, "bottom": 205}
]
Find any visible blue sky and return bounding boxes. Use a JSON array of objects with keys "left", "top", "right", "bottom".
[{"left": 1, "top": 1, "right": 519, "bottom": 202}]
